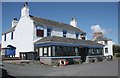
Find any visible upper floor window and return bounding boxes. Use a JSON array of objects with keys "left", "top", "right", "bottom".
[
  {"left": 76, "top": 33, "right": 79, "bottom": 39},
  {"left": 11, "top": 32, "right": 13, "bottom": 40},
  {"left": 36, "top": 26, "right": 44, "bottom": 37},
  {"left": 4, "top": 34, "right": 6, "bottom": 41},
  {"left": 47, "top": 28, "right": 52, "bottom": 36},
  {"left": 105, "top": 40, "right": 108, "bottom": 45},
  {"left": 63, "top": 30, "right": 67, "bottom": 37},
  {"left": 105, "top": 48, "right": 108, "bottom": 53},
  {"left": 81, "top": 34, "right": 85, "bottom": 40}
]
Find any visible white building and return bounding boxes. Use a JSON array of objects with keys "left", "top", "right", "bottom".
[
  {"left": 92, "top": 32, "right": 113, "bottom": 57},
  {"left": 2, "top": 3, "right": 103, "bottom": 63}
]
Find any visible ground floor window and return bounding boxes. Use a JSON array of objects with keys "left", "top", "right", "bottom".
[
  {"left": 35, "top": 46, "right": 52, "bottom": 57},
  {"left": 105, "top": 48, "right": 108, "bottom": 53},
  {"left": 35, "top": 46, "right": 103, "bottom": 57},
  {"left": 88, "top": 48, "right": 103, "bottom": 56},
  {"left": 55, "top": 46, "right": 76, "bottom": 56}
]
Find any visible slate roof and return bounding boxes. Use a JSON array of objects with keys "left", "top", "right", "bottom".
[
  {"left": 93, "top": 36, "right": 112, "bottom": 41},
  {"left": 35, "top": 36, "right": 103, "bottom": 48},
  {"left": 2, "top": 15, "right": 86, "bottom": 35},
  {"left": 30, "top": 15, "right": 86, "bottom": 34},
  {"left": 2, "top": 26, "right": 16, "bottom": 35}
]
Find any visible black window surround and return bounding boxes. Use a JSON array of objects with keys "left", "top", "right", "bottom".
[
  {"left": 36, "top": 26, "right": 44, "bottom": 37},
  {"left": 4, "top": 34, "right": 6, "bottom": 41},
  {"left": 105, "top": 48, "right": 108, "bottom": 53},
  {"left": 47, "top": 28, "right": 52, "bottom": 36},
  {"left": 76, "top": 33, "right": 79, "bottom": 39},
  {"left": 11, "top": 32, "right": 13, "bottom": 40},
  {"left": 63, "top": 30, "right": 67, "bottom": 37}
]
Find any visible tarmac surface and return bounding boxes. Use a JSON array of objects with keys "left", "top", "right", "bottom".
[{"left": 1, "top": 59, "right": 118, "bottom": 76}]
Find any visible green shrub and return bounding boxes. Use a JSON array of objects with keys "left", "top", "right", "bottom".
[{"left": 115, "top": 53, "right": 120, "bottom": 57}]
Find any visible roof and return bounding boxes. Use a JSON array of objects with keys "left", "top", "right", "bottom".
[
  {"left": 2, "top": 26, "right": 16, "bottom": 35},
  {"left": 30, "top": 15, "right": 86, "bottom": 34},
  {"left": 2, "top": 15, "right": 86, "bottom": 35},
  {"left": 34, "top": 36, "right": 104, "bottom": 48},
  {"left": 93, "top": 36, "right": 112, "bottom": 41}
]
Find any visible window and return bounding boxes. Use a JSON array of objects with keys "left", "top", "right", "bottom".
[
  {"left": 81, "top": 34, "right": 85, "bottom": 40},
  {"left": 63, "top": 30, "right": 67, "bottom": 37},
  {"left": 36, "top": 26, "right": 44, "bottom": 37},
  {"left": 76, "top": 33, "right": 79, "bottom": 39},
  {"left": 44, "top": 47, "right": 48, "bottom": 56},
  {"left": 105, "top": 48, "right": 108, "bottom": 53},
  {"left": 105, "top": 41, "right": 107, "bottom": 45},
  {"left": 4, "top": 34, "right": 6, "bottom": 41},
  {"left": 47, "top": 28, "right": 52, "bottom": 36},
  {"left": 55, "top": 46, "right": 76, "bottom": 56},
  {"left": 11, "top": 32, "right": 13, "bottom": 40}
]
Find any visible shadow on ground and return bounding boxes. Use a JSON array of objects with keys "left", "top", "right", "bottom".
[{"left": 1, "top": 68, "right": 16, "bottom": 78}]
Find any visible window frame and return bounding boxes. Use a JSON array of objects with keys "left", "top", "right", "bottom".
[
  {"left": 63, "top": 30, "right": 67, "bottom": 37},
  {"left": 76, "top": 33, "right": 79, "bottom": 39},
  {"left": 36, "top": 25, "right": 44, "bottom": 37},
  {"left": 105, "top": 48, "right": 108, "bottom": 53},
  {"left": 4, "top": 34, "right": 6, "bottom": 41},
  {"left": 104, "top": 40, "right": 108, "bottom": 45},
  {"left": 11, "top": 32, "right": 13, "bottom": 40},
  {"left": 47, "top": 28, "right": 52, "bottom": 36}
]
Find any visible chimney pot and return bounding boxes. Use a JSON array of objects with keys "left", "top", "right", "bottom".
[
  {"left": 13, "top": 17, "right": 17, "bottom": 21},
  {"left": 70, "top": 17, "right": 77, "bottom": 27}
]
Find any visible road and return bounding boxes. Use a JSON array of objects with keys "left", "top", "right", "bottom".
[{"left": 1, "top": 60, "right": 118, "bottom": 76}]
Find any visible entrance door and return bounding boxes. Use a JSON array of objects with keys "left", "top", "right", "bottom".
[
  {"left": 78, "top": 47, "right": 87, "bottom": 62},
  {"left": 20, "top": 53, "right": 27, "bottom": 60}
]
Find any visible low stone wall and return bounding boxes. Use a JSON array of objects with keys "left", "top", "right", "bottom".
[
  {"left": 40, "top": 56, "right": 81, "bottom": 66},
  {"left": 40, "top": 58, "right": 52, "bottom": 65},
  {"left": 85, "top": 55, "right": 104, "bottom": 63}
]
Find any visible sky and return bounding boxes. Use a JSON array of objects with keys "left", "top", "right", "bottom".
[{"left": 1, "top": 2, "right": 118, "bottom": 44}]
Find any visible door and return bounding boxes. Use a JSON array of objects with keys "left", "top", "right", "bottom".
[
  {"left": 78, "top": 47, "right": 87, "bottom": 62},
  {"left": 20, "top": 52, "right": 27, "bottom": 60}
]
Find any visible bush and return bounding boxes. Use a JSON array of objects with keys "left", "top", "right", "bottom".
[{"left": 115, "top": 53, "right": 120, "bottom": 57}]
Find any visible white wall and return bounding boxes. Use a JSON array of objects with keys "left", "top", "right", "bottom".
[
  {"left": 67, "top": 31, "right": 76, "bottom": 39},
  {"left": 45, "top": 26, "right": 80, "bottom": 39},
  {"left": 33, "top": 25, "right": 80, "bottom": 39},
  {"left": 52, "top": 27, "right": 63, "bottom": 37},
  {"left": 14, "top": 16, "right": 34, "bottom": 57},
  {"left": 107, "top": 41, "right": 113, "bottom": 56},
  {"left": 2, "top": 32, "right": 16, "bottom": 48},
  {"left": 98, "top": 40, "right": 113, "bottom": 56}
]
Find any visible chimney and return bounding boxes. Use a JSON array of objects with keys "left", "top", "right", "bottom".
[
  {"left": 93, "top": 32, "right": 103, "bottom": 38},
  {"left": 12, "top": 17, "right": 18, "bottom": 27},
  {"left": 21, "top": 2, "right": 29, "bottom": 17},
  {"left": 70, "top": 18, "right": 77, "bottom": 27}
]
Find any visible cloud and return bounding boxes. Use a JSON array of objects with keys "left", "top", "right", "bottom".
[{"left": 90, "top": 24, "right": 106, "bottom": 35}]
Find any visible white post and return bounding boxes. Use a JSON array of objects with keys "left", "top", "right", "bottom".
[
  {"left": 52, "top": 46, "right": 55, "bottom": 56},
  {"left": 48, "top": 47, "right": 51, "bottom": 56}
]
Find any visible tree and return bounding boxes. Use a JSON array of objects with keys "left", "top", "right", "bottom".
[{"left": 113, "top": 44, "right": 120, "bottom": 57}]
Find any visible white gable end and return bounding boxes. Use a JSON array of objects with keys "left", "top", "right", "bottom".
[{"left": 14, "top": 16, "right": 34, "bottom": 57}]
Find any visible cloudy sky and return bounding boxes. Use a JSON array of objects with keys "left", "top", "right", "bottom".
[{"left": 2, "top": 2, "right": 118, "bottom": 44}]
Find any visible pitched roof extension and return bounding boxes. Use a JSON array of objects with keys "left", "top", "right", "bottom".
[{"left": 35, "top": 36, "right": 103, "bottom": 48}]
